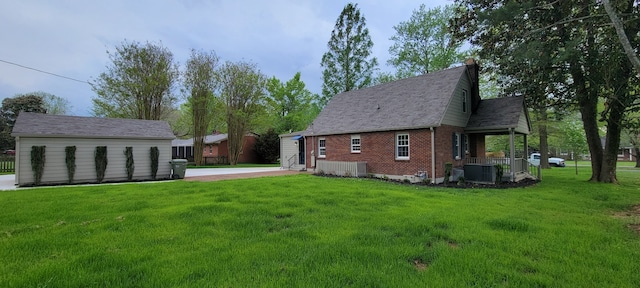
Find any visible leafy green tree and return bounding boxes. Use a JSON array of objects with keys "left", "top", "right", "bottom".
[
  {"left": 560, "top": 117, "right": 589, "bottom": 174},
  {"left": 165, "top": 106, "right": 191, "bottom": 138},
  {"left": 216, "top": 61, "right": 267, "bottom": 165},
  {"left": 388, "top": 4, "right": 465, "bottom": 75},
  {"left": 15, "top": 91, "right": 71, "bottom": 115},
  {"left": 265, "top": 72, "right": 319, "bottom": 134},
  {"left": 91, "top": 40, "right": 179, "bottom": 120},
  {"left": 0, "top": 95, "right": 47, "bottom": 150},
  {"left": 452, "top": 0, "right": 639, "bottom": 183},
  {"left": 320, "top": 3, "right": 378, "bottom": 106},
  {"left": 253, "top": 128, "right": 280, "bottom": 164},
  {"left": 183, "top": 49, "right": 219, "bottom": 166}
]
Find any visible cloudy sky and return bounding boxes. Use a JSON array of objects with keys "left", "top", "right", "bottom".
[{"left": 1, "top": 0, "right": 452, "bottom": 116}]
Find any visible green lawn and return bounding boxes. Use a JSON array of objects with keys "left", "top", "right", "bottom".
[{"left": 1, "top": 167, "right": 639, "bottom": 287}]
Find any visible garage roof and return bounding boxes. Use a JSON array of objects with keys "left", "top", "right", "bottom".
[{"left": 11, "top": 112, "right": 175, "bottom": 139}]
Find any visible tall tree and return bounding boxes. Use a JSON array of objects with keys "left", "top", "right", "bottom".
[
  {"left": 320, "top": 3, "right": 378, "bottom": 106},
  {"left": 265, "top": 72, "right": 319, "bottom": 134},
  {"left": 183, "top": 49, "right": 219, "bottom": 166},
  {"left": 216, "top": 61, "right": 267, "bottom": 165},
  {"left": 91, "top": 40, "right": 179, "bottom": 120},
  {"left": 0, "top": 95, "right": 46, "bottom": 149},
  {"left": 388, "top": 4, "right": 466, "bottom": 75},
  {"left": 452, "top": 0, "right": 639, "bottom": 183}
]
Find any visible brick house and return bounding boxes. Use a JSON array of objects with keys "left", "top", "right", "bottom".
[
  {"left": 172, "top": 132, "right": 258, "bottom": 164},
  {"left": 281, "top": 59, "right": 532, "bottom": 183}
]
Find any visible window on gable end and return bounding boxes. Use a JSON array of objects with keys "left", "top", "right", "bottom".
[
  {"left": 351, "top": 135, "right": 361, "bottom": 153},
  {"left": 462, "top": 89, "right": 468, "bottom": 113}
]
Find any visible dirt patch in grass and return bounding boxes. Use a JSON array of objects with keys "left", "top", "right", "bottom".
[
  {"left": 412, "top": 258, "right": 428, "bottom": 271},
  {"left": 612, "top": 204, "right": 640, "bottom": 235}
]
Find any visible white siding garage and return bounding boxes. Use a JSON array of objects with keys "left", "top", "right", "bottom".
[{"left": 11, "top": 113, "right": 175, "bottom": 187}]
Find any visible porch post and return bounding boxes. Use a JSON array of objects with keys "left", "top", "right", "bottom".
[
  {"left": 509, "top": 128, "right": 515, "bottom": 182},
  {"left": 524, "top": 134, "right": 528, "bottom": 173}
]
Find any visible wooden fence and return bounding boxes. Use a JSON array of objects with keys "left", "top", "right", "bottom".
[{"left": 0, "top": 155, "right": 15, "bottom": 173}]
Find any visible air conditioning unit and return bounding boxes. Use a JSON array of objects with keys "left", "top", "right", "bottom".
[{"left": 464, "top": 164, "right": 495, "bottom": 183}]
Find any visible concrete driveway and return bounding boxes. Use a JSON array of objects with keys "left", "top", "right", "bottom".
[
  {"left": 0, "top": 167, "right": 284, "bottom": 191},
  {"left": 184, "top": 167, "right": 281, "bottom": 177}
]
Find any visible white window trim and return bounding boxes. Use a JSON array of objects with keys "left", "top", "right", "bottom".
[
  {"left": 396, "top": 133, "right": 410, "bottom": 160},
  {"left": 318, "top": 138, "right": 326, "bottom": 158},
  {"left": 351, "top": 135, "right": 361, "bottom": 153}
]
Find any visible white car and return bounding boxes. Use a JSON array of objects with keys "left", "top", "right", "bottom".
[{"left": 529, "top": 153, "right": 565, "bottom": 167}]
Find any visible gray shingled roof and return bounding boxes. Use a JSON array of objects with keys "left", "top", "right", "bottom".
[
  {"left": 12, "top": 112, "right": 175, "bottom": 139},
  {"left": 465, "top": 96, "right": 529, "bottom": 133},
  {"left": 307, "top": 65, "right": 468, "bottom": 136}
]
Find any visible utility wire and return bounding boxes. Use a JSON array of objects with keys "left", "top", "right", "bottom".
[{"left": 0, "top": 59, "right": 90, "bottom": 85}]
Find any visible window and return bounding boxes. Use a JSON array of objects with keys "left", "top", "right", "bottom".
[
  {"left": 318, "top": 138, "right": 326, "bottom": 158},
  {"left": 452, "top": 133, "right": 467, "bottom": 159},
  {"left": 464, "top": 134, "right": 469, "bottom": 154},
  {"left": 396, "top": 134, "right": 409, "bottom": 160},
  {"left": 351, "top": 135, "right": 361, "bottom": 153},
  {"left": 462, "top": 89, "right": 468, "bottom": 113}
]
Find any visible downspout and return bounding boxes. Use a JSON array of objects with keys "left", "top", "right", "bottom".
[{"left": 430, "top": 127, "right": 436, "bottom": 184}]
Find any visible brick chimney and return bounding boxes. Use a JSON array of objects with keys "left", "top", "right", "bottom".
[{"left": 464, "top": 58, "right": 481, "bottom": 110}]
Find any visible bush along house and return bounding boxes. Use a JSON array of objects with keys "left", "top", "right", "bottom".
[{"left": 282, "top": 59, "right": 533, "bottom": 184}]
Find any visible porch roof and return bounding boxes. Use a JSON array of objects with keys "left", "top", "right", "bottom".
[{"left": 465, "top": 96, "right": 531, "bottom": 134}]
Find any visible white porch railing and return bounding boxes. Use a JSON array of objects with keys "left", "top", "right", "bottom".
[
  {"left": 466, "top": 157, "right": 538, "bottom": 181},
  {"left": 316, "top": 160, "right": 367, "bottom": 177}
]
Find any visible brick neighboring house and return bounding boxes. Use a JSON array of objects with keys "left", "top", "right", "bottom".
[
  {"left": 172, "top": 132, "right": 258, "bottom": 164},
  {"left": 282, "top": 59, "right": 532, "bottom": 183}
]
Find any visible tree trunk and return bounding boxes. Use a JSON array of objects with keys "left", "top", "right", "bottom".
[
  {"left": 536, "top": 106, "right": 550, "bottom": 169},
  {"left": 193, "top": 137, "right": 204, "bottom": 166},
  {"left": 570, "top": 62, "right": 602, "bottom": 182},
  {"left": 634, "top": 147, "right": 640, "bottom": 168},
  {"left": 600, "top": 100, "right": 624, "bottom": 183}
]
